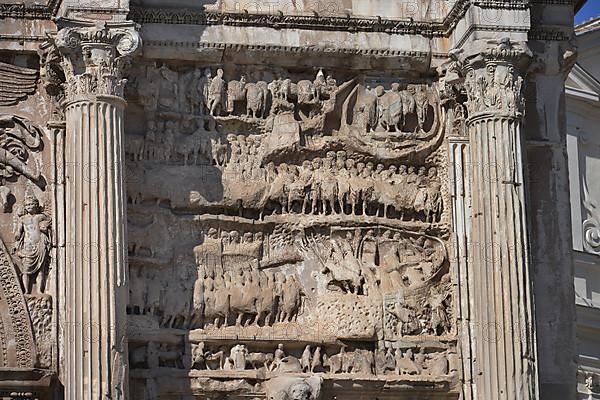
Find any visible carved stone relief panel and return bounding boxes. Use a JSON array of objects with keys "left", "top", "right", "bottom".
[
  {"left": 0, "top": 56, "right": 55, "bottom": 373},
  {"left": 124, "top": 62, "right": 458, "bottom": 399}
]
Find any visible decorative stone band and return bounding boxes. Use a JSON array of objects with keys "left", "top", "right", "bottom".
[{"left": 54, "top": 20, "right": 141, "bottom": 101}]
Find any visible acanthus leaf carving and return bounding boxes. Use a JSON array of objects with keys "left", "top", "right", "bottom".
[
  {"left": 445, "top": 38, "right": 532, "bottom": 122},
  {"left": 50, "top": 21, "right": 141, "bottom": 101}
]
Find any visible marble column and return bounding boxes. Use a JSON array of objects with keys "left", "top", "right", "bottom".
[
  {"left": 459, "top": 40, "right": 538, "bottom": 400},
  {"left": 54, "top": 21, "right": 140, "bottom": 400}
]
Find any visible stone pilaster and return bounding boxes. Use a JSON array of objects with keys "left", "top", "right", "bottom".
[
  {"left": 53, "top": 20, "right": 140, "bottom": 400},
  {"left": 457, "top": 39, "right": 538, "bottom": 400}
]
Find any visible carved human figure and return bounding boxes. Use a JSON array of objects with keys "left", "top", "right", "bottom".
[
  {"left": 301, "top": 345, "right": 312, "bottom": 373},
  {"left": 158, "top": 65, "right": 179, "bottom": 111},
  {"left": 208, "top": 68, "right": 226, "bottom": 116},
  {"left": 230, "top": 344, "right": 248, "bottom": 370},
  {"left": 272, "top": 343, "right": 286, "bottom": 371},
  {"left": 413, "top": 85, "right": 430, "bottom": 132},
  {"left": 14, "top": 191, "right": 51, "bottom": 294},
  {"left": 191, "top": 342, "right": 206, "bottom": 370},
  {"left": 425, "top": 167, "right": 443, "bottom": 222},
  {"left": 368, "top": 86, "right": 385, "bottom": 132},
  {"left": 311, "top": 346, "right": 322, "bottom": 373}
]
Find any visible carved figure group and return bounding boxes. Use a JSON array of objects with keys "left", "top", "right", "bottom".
[
  {"left": 135, "top": 65, "right": 337, "bottom": 120},
  {"left": 190, "top": 267, "right": 304, "bottom": 330},
  {"left": 312, "top": 229, "right": 446, "bottom": 296},
  {"left": 125, "top": 118, "right": 221, "bottom": 166},
  {"left": 258, "top": 152, "right": 443, "bottom": 222},
  {"left": 133, "top": 339, "right": 450, "bottom": 379},
  {"left": 367, "top": 84, "right": 434, "bottom": 133},
  {"left": 375, "top": 346, "right": 449, "bottom": 377}
]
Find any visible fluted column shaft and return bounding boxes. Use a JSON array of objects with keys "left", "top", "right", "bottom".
[
  {"left": 468, "top": 115, "right": 536, "bottom": 399},
  {"left": 63, "top": 95, "right": 128, "bottom": 400}
]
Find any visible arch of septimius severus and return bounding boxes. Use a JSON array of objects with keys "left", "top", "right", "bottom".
[{"left": 0, "top": 0, "right": 583, "bottom": 399}]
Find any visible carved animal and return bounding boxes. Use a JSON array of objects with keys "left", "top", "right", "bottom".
[
  {"left": 395, "top": 349, "right": 420, "bottom": 375},
  {"left": 278, "top": 275, "right": 302, "bottom": 323},
  {"left": 246, "top": 81, "right": 269, "bottom": 118},
  {"left": 228, "top": 270, "right": 260, "bottom": 327},
  {"left": 227, "top": 76, "right": 247, "bottom": 113},
  {"left": 254, "top": 272, "right": 276, "bottom": 326},
  {"left": 352, "top": 349, "right": 375, "bottom": 375},
  {"left": 205, "top": 277, "right": 230, "bottom": 328},
  {"left": 323, "top": 346, "right": 347, "bottom": 374},
  {"left": 246, "top": 352, "right": 274, "bottom": 370}
]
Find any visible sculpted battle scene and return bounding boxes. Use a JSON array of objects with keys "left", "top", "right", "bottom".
[{"left": 124, "top": 63, "right": 459, "bottom": 399}]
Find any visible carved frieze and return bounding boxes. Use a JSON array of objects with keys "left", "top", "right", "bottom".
[{"left": 124, "top": 61, "right": 456, "bottom": 398}]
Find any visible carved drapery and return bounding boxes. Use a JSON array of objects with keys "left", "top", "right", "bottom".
[
  {"left": 52, "top": 20, "right": 140, "bottom": 400},
  {"left": 452, "top": 40, "right": 538, "bottom": 400}
]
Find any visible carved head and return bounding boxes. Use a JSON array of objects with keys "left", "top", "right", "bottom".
[
  {"left": 391, "top": 82, "right": 400, "bottom": 92},
  {"left": 243, "top": 232, "right": 253, "bottom": 243},
  {"left": 418, "top": 167, "right": 426, "bottom": 176},
  {"left": 356, "top": 162, "right": 365, "bottom": 173},
  {"left": 399, "top": 165, "right": 407, "bottom": 174},
  {"left": 230, "top": 230, "right": 240, "bottom": 243},
  {"left": 375, "top": 85, "right": 385, "bottom": 97},
  {"left": 217, "top": 68, "right": 224, "bottom": 78},
  {"left": 221, "top": 231, "right": 230, "bottom": 245},
  {"left": 408, "top": 166, "right": 415, "bottom": 174},
  {"left": 389, "top": 165, "right": 397, "bottom": 174},
  {"left": 376, "top": 163, "right": 385, "bottom": 173},
  {"left": 207, "top": 228, "right": 218, "bottom": 239},
  {"left": 428, "top": 167, "right": 437, "bottom": 177},
  {"left": 23, "top": 192, "right": 40, "bottom": 214},
  {"left": 254, "top": 232, "right": 263, "bottom": 242}
]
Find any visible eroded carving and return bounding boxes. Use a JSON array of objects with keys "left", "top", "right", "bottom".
[{"left": 125, "top": 63, "right": 455, "bottom": 399}]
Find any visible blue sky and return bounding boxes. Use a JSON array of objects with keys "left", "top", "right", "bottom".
[{"left": 576, "top": 1, "right": 600, "bottom": 24}]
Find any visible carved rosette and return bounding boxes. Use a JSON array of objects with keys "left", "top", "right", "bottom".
[{"left": 54, "top": 23, "right": 140, "bottom": 102}]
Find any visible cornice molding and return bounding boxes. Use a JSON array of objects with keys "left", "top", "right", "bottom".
[
  {"left": 0, "top": 3, "right": 51, "bottom": 20},
  {"left": 128, "top": 0, "right": 530, "bottom": 38},
  {"left": 142, "top": 39, "right": 435, "bottom": 59}
]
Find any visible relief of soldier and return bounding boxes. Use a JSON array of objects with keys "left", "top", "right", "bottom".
[{"left": 257, "top": 152, "right": 443, "bottom": 223}]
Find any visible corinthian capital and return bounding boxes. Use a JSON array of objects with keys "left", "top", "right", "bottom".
[
  {"left": 53, "top": 19, "right": 141, "bottom": 101},
  {"left": 447, "top": 38, "right": 532, "bottom": 122}
]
